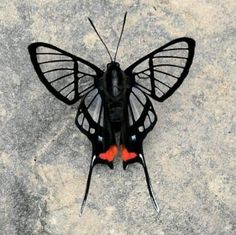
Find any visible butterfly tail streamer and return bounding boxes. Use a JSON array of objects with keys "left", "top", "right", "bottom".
[
  {"left": 80, "top": 150, "right": 115, "bottom": 215},
  {"left": 123, "top": 152, "right": 160, "bottom": 215},
  {"left": 80, "top": 155, "right": 95, "bottom": 215},
  {"left": 138, "top": 153, "right": 160, "bottom": 214}
]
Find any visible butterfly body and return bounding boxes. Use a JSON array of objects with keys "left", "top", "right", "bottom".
[
  {"left": 98, "top": 62, "right": 134, "bottom": 133},
  {"left": 28, "top": 13, "right": 195, "bottom": 214}
]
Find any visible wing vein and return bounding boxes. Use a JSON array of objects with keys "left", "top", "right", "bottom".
[
  {"left": 161, "top": 48, "right": 189, "bottom": 51},
  {"left": 79, "top": 84, "right": 94, "bottom": 96},
  {"left": 58, "top": 81, "right": 75, "bottom": 92},
  {"left": 37, "top": 52, "right": 63, "bottom": 55},
  {"left": 43, "top": 68, "right": 74, "bottom": 74},
  {"left": 154, "top": 78, "right": 171, "bottom": 88},
  {"left": 135, "top": 83, "right": 151, "bottom": 93},
  {"left": 153, "top": 55, "right": 188, "bottom": 60},
  {"left": 98, "top": 106, "right": 103, "bottom": 125},
  {"left": 154, "top": 85, "right": 165, "bottom": 94},
  {"left": 154, "top": 64, "right": 185, "bottom": 69},
  {"left": 78, "top": 71, "right": 96, "bottom": 77},
  {"left": 65, "top": 89, "right": 75, "bottom": 98},
  {"left": 87, "top": 92, "right": 99, "bottom": 109},
  {"left": 39, "top": 59, "right": 73, "bottom": 65},
  {"left": 50, "top": 72, "right": 75, "bottom": 83},
  {"left": 132, "top": 90, "right": 145, "bottom": 106},
  {"left": 153, "top": 69, "right": 179, "bottom": 79},
  {"left": 128, "top": 103, "right": 135, "bottom": 123}
]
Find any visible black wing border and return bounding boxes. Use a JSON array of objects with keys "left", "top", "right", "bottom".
[{"left": 28, "top": 42, "right": 103, "bottom": 105}]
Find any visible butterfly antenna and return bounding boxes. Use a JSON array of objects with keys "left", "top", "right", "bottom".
[
  {"left": 88, "top": 17, "right": 113, "bottom": 62},
  {"left": 114, "top": 12, "right": 127, "bottom": 62}
]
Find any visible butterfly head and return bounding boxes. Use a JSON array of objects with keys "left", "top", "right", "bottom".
[{"left": 107, "top": 61, "right": 120, "bottom": 69}]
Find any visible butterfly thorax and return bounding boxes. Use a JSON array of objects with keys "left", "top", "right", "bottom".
[{"left": 103, "top": 62, "right": 124, "bottom": 97}]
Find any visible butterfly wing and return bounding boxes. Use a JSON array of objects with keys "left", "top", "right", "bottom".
[
  {"left": 121, "top": 87, "right": 157, "bottom": 155},
  {"left": 76, "top": 88, "right": 116, "bottom": 161},
  {"left": 125, "top": 37, "right": 195, "bottom": 102},
  {"left": 29, "top": 43, "right": 110, "bottom": 213},
  {"left": 75, "top": 88, "right": 118, "bottom": 214},
  {"left": 28, "top": 42, "right": 103, "bottom": 105},
  {"left": 120, "top": 87, "right": 159, "bottom": 212},
  {"left": 122, "top": 38, "right": 195, "bottom": 213}
]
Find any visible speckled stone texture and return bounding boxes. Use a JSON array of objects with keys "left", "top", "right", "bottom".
[{"left": 0, "top": 0, "right": 235, "bottom": 234}]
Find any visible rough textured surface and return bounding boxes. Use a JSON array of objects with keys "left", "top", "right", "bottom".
[{"left": 0, "top": 0, "right": 235, "bottom": 234}]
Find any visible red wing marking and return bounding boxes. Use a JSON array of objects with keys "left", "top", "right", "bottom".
[
  {"left": 99, "top": 145, "right": 118, "bottom": 162},
  {"left": 121, "top": 145, "right": 137, "bottom": 161}
]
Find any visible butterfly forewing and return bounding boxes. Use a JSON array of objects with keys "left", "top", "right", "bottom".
[
  {"left": 28, "top": 42, "right": 103, "bottom": 105},
  {"left": 125, "top": 37, "right": 195, "bottom": 102}
]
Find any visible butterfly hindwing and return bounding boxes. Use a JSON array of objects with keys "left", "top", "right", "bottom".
[
  {"left": 76, "top": 88, "right": 104, "bottom": 140},
  {"left": 121, "top": 87, "right": 157, "bottom": 164},
  {"left": 75, "top": 87, "right": 118, "bottom": 165},
  {"left": 125, "top": 37, "right": 195, "bottom": 102},
  {"left": 75, "top": 88, "right": 118, "bottom": 213},
  {"left": 120, "top": 87, "right": 160, "bottom": 212},
  {"left": 28, "top": 42, "right": 103, "bottom": 105},
  {"left": 127, "top": 86, "right": 157, "bottom": 141}
]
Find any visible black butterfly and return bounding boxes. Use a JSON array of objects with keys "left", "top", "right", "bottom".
[{"left": 28, "top": 12, "right": 195, "bottom": 215}]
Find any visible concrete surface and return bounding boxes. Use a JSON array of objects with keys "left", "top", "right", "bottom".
[{"left": 0, "top": 0, "right": 235, "bottom": 234}]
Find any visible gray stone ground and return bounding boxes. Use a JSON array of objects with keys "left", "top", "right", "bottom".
[{"left": 0, "top": 0, "right": 235, "bottom": 234}]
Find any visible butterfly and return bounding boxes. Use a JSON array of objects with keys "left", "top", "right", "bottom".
[{"left": 28, "top": 12, "right": 195, "bottom": 215}]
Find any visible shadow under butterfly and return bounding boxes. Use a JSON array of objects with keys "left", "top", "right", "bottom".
[{"left": 28, "top": 12, "right": 195, "bottom": 215}]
